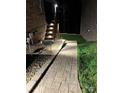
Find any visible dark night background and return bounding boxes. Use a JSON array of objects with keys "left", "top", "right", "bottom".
[
  {"left": 44, "top": 0, "right": 82, "bottom": 34},
  {"left": 26, "top": 0, "right": 97, "bottom": 41}
]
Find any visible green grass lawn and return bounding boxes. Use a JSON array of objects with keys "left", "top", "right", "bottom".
[{"left": 60, "top": 33, "right": 97, "bottom": 93}]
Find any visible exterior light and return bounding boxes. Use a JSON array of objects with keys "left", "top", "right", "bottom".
[
  {"left": 47, "top": 35, "right": 53, "bottom": 39},
  {"left": 49, "top": 23, "right": 54, "bottom": 26},
  {"left": 48, "top": 31, "right": 53, "bottom": 34},
  {"left": 54, "top": 3, "right": 58, "bottom": 14},
  {"left": 48, "top": 27, "right": 54, "bottom": 30},
  {"left": 54, "top": 4, "right": 58, "bottom": 8}
]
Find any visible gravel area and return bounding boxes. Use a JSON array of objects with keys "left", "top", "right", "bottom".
[
  {"left": 26, "top": 55, "right": 52, "bottom": 83},
  {"left": 26, "top": 39, "right": 65, "bottom": 84}
]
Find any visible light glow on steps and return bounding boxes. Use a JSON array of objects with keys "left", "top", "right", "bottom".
[
  {"left": 48, "top": 27, "right": 54, "bottom": 30},
  {"left": 46, "top": 35, "right": 53, "bottom": 39},
  {"left": 49, "top": 23, "right": 54, "bottom": 26},
  {"left": 47, "top": 31, "right": 53, "bottom": 34}
]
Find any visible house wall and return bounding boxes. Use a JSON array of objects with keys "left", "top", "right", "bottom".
[
  {"left": 80, "top": 0, "right": 97, "bottom": 41},
  {"left": 26, "top": 0, "right": 46, "bottom": 42}
]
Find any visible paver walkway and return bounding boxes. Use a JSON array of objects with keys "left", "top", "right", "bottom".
[{"left": 33, "top": 41, "right": 82, "bottom": 93}]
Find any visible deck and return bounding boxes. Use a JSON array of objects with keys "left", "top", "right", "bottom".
[{"left": 27, "top": 40, "right": 82, "bottom": 93}]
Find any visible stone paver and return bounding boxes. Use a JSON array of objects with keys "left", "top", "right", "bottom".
[{"left": 33, "top": 41, "right": 82, "bottom": 93}]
